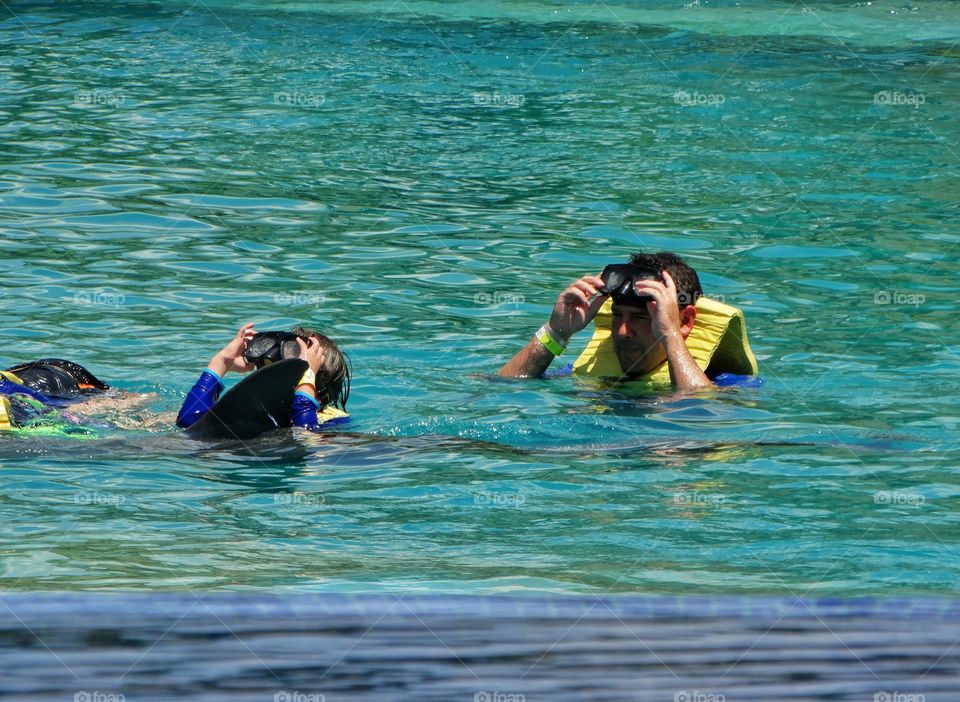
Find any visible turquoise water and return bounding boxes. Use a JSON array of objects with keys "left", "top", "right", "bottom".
[{"left": 1, "top": 0, "right": 959, "bottom": 595}]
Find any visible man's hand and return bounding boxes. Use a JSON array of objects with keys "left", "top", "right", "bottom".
[
  {"left": 296, "top": 337, "right": 325, "bottom": 374},
  {"left": 634, "top": 271, "right": 712, "bottom": 390},
  {"left": 208, "top": 323, "right": 257, "bottom": 377},
  {"left": 498, "top": 274, "right": 608, "bottom": 378},
  {"left": 634, "top": 270, "right": 683, "bottom": 343},
  {"left": 548, "top": 274, "right": 609, "bottom": 343}
]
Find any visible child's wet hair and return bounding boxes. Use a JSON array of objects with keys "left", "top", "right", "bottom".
[{"left": 291, "top": 326, "right": 351, "bottom": 410}]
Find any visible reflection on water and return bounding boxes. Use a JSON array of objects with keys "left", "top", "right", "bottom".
[{"left": 0, "top": 0, "right": 958, "bottom": 594}]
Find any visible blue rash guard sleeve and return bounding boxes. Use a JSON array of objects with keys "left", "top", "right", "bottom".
[
  {"left": 176, "top": 369, "right": 224, "bottom": 429},
  {"left": 292, "top": 391, "right": 319, "bottom": 428},
  {"left": 292, "top": 391, "right": 350, "bottom": 432}
]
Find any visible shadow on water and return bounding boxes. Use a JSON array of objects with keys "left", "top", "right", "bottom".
[{"left": 0, "top": 413, "right": 930, "bottom": 465}]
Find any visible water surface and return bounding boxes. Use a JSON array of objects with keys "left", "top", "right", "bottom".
[{"left": 1, "top": 0, "right": 959, "bottom": 595}]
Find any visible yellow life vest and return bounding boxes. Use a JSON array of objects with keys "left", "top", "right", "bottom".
[
  {"left": 0, "top": 396, "right": 12, "bottom": 430},
  {"left": 571, "top": 296, "right": 758, "bottom": 382},
  {"left": 0, "top": 372, "right": 24, "bottom": 430}
]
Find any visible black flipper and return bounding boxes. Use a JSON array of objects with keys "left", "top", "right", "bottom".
[{"left": 185, "top": 358, "right": 308, "bottom": 441}]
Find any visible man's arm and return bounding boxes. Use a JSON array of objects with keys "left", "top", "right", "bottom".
[
  {"left": 662, "top": 331, "right": 712, "bottom": 390},
  {"left": 498, "top": 275, "right": 608, "bottom": 378},
  {"left": 635, "top": 272, "right": 712, "bottom": 391},
  {"left": 497, "top": 328, "right": 564, "bottom": 378}
]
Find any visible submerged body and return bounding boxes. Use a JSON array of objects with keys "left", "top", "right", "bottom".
[{"left": 0, "top": 363, "right": 102, "bottom": 435}]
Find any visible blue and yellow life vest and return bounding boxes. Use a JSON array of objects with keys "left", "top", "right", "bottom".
[
  {"left": 571, "top": 296, "right": 758, "bottom": 381},
  {"left": 316, "top": 405, "right": 349, "bottom": 425}
]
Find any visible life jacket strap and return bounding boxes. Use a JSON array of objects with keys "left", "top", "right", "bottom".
[
  {"left": 0, "top": 396, "right": 13, "bottom": 430},
  {"left": 0, "top": 370, "right": 24, "bottom": 385}
]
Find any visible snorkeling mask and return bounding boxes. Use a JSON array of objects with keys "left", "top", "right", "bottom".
[
  {"left": 599, "top": 264, "right": 662, "bottom": 307},
  {"left": 245, "top": 329, "right": 352, "bottom": 411},
  {"left": 243, "top": 331, "right": 306, "bottom": 368},
  {"left": 600, "top": 263, "right": 699, "bottom": 308}
]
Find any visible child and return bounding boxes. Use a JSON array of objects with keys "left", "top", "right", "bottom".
[{"left": 176, "top": 323, "right": 350, "bottom": 433}]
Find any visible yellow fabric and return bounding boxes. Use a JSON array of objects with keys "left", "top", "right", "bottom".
[
  {"left": 0, "top": 371, "right": 23, "bottom": 385},
  {"left": 317, "top": 405, "right": 349, "bottom": 425},
  {"left": 298, "top": 369, "right": 317, "bottom": 388},
  {"left": 0, "top": 396, "right": 12, "bottom": 430},
  {"left": 572, "top": 296, "right": 758, "bottom": 381}
]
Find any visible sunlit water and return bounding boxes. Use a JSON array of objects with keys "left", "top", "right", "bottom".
[{"left": 1, "top": 0, "right": 959, "bottom": 595}]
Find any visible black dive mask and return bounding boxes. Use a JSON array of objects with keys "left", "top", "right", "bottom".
[
  {"left": 243, "top": 332, "right": 304, "bottom": 368},
  {"left": 600, "top": 264, "right": 699, "bottom": 308},
  {"left": 599, "top": 264, "right": 662, "bottom": 308}
]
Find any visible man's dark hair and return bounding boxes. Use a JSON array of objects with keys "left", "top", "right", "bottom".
[
  {"left": 629, "top": 251, "right": 703, "bottom": 307},
  {"left": 291, "top": 326, "right": 351, "bottom": 410}
]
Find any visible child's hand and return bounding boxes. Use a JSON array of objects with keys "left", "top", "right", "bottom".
[
  {"left": 296, "top": 337, "right": 325, "bottom": 374},
  {"left": 209, "top": 323, "right": 257, "bottom": 376}
]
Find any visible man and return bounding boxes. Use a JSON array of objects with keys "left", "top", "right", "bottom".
[{"left": 498, "top": 252, "right": 757, "bottom": 390}]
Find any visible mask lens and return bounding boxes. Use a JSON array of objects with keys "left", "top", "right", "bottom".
[
  {"left": 601, "top": 264, "right": 662, "bottom": 306},
  {"left": 631, "top": 267, "right": 661, "bottom": 285},
  {"left": 600, "top": 264, "right": 632, "bottom": 295},
  {"left": 280, "top": 337, "right": 302, "bottom": 361},
  {"left": 244, "top": 332, "right": 289, "bottom": 366}
]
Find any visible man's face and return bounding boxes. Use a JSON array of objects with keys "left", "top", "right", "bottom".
[{"left": 610, "top": 303, "right": 667, "bottom": 377}]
